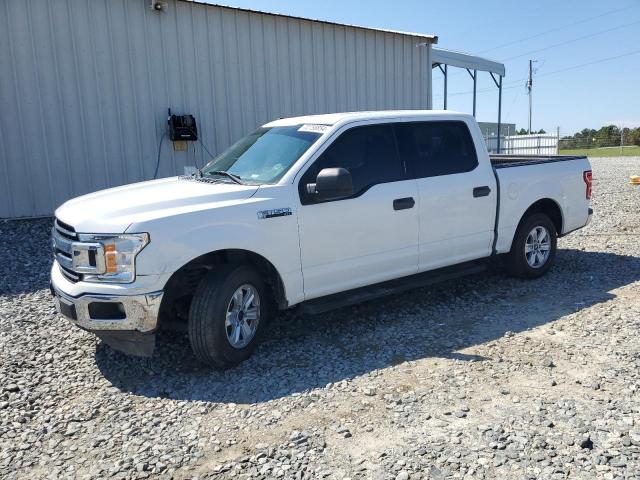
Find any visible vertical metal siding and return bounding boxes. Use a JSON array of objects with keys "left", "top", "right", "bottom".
[{"left": 0, "top": 0, "right": 433, "bottom": 218}]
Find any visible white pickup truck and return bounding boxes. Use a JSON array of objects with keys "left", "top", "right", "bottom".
[{"left": 51, "top": 111, "right": 593, "bottom": 368}]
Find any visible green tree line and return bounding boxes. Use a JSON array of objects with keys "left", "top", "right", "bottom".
[
  {"left": 559, "top": 125, "right": 640, "bottom": 149},
  {"left": 516, "top": 128, "right": 547, "bottom": 135}
]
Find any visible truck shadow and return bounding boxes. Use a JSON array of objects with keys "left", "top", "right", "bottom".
[{"left": 95, "top": 248, "right": 640, "bottom": 404}]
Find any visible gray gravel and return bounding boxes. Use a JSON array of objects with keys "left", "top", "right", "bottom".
[{"left": 1, "top": 157, "right": 640, "bottom": 479}]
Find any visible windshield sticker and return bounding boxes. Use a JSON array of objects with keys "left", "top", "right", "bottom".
[{"left": 298, "top": 124, "right": 330, "bottom": 134}]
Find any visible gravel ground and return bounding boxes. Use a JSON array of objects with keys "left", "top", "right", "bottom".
[{"left": 1, "top": 157, "right": 639, "bottom": 480}]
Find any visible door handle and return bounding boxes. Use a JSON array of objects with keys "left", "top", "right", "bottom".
[
  {"left": 393, "top": 197, "right": 415, "bottom": 210},
  {"left": 473, "top": 186, "right": 491, "bottom": 197}
]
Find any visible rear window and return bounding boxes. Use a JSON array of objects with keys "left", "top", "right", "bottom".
[{"left": 395, "top": 121, "right": 478, "bottom": 178}]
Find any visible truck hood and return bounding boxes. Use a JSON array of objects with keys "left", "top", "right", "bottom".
[{"left": 55, "top": 177, "right": 259, "bottom": 233}]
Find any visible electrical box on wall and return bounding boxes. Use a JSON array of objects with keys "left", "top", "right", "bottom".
[{"left": 168, "top": 111, "right": 198, "bottom": 141}]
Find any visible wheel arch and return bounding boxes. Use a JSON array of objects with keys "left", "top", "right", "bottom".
[
  {"left": 510, "top": 198, "right": 563, "bottom": 250},
  {"left": 157, "top": 248, "right": 288, "bottom": 329}
]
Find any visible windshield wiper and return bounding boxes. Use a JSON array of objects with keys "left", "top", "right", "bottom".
[{"left": 207, "top": 170, "right": 244, "bottom": 185}]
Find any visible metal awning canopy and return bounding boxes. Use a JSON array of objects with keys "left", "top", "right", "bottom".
[
  {"left": 432, "top": 48, "right": 506, "bottom": 152},
  {"left": 432, "top": 48, "right": 505, "bottom": 76}
]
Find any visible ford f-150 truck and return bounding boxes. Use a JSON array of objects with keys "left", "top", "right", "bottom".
[{"left": 51, "top": 111, "right": 593, "bottom": 368}]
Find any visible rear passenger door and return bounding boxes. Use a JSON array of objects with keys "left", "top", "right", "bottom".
[
  {"left": 296, "top": 123, "right": 419, "bottom": 300},
  {"left": 395, "top": 120, "right": 496, "bottom": 271}
]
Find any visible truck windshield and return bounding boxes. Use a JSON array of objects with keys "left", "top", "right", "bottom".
[{"left": 201, "top": 126, "right": 323, "bottom": 184}]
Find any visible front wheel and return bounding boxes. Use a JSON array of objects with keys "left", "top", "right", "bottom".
[
  {"left": 504, "top": 213, "right": 557, "bottom": 279},
  {"left": 188, "top": 264, "right": 268, "bottom": 369}
]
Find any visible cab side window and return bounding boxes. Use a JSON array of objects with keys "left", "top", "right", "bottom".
[
  {"left": 395, "top": 121, "right": 478, "bottom": 178},
  {"left": 299, "top": 124, "right": 404, "bottom": 204}
]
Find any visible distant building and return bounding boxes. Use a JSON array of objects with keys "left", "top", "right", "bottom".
[{"left": 478, "top": 122, "right": 516, "bottom": 138}]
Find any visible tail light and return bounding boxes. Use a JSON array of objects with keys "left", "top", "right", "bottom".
[{"left": 583, "top": 170, "right": 592, "bottom": 200}]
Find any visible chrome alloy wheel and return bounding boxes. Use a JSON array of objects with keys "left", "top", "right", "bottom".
[
  {"left": 225, "top": 284, "right": 260, "bottom": 349},
  {"left": 525, "top": 225, "right": 551, "bottom": 268}
]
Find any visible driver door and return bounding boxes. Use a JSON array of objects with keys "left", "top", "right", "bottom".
[{"left": 296, "top": 123, "right": 419, "bottom": 300}]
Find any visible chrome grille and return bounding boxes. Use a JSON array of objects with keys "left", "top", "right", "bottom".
[
  {"left": 55, "top": 219, "right": 76, "bottom": 238},
  {"left": 59, "top": 265, "right": 81, "bottom": 283},
  {"left": 52, "top": 218, "right": 82, "bottom": 283}
]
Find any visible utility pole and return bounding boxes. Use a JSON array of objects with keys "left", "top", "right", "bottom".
[{"left": 527, "top": 60, "right": 534, "bottom": 134}]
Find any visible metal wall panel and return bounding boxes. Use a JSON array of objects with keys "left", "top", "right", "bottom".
[{"left": 0, "top": 0, "right": 433, "bottom": 218}]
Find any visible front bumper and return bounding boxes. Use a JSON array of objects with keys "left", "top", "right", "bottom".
[
  {"left": 50, "top": 262, "right": 165, "bottom": 356},
  {"left": 50, "top": 283, "right": 163, "bottom": 332}
]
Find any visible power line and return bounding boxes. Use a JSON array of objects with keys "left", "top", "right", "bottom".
[
  {"left": 441, "top": 12, "right": 639, "bottom": 82},
  {"left": 536, "top": 48, "right": 640, "bottom": 78},
  {"left": 433, "top": 49, "right": 640, "bottom": 99},
  {"left": 504, "top": 87, "right": 523, "bottom": 124},
  {"left": 433, "top": 79, "right": 525, "bottom": 99},
  {"left": 476, "top": 4, "right": 640, "bottom": 54},
  {"left": 501, "top": 19, "right": 640, "bottom": 62}
]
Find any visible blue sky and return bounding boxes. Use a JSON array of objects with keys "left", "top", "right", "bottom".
[{"left": 212, "top": 0, "right": 640, "bottom": 135}]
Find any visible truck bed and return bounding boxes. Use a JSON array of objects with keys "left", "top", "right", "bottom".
[{"left": 490, "top": 154, "right": 587, "bottom": 168}]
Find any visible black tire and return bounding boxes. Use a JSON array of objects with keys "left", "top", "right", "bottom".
[
  {"left": 504, "top": 213, "right": 557, "bottom": 279},
  {"left": 188, "top": 263, "right": 269, "bottom": 369}
]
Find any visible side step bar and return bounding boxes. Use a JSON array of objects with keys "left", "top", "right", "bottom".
[{"left": 300, "top": 261, "right": 486, "bottom": 315}]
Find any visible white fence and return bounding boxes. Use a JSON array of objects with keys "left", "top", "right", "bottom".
[{"left": 486, "top": 134, "right": 559, "bottom": 155}]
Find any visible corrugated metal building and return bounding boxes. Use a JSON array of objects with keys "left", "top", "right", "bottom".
[
  {"left": 1, "top": 0, "right": 503, "bottom": 219},
  {"left": 1, "top": 0, "right": 438, "bottom": 218}
]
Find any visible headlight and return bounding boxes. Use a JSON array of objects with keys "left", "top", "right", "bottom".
[{"left": 72, "top": 233, "right": 149, "bottom": 283}]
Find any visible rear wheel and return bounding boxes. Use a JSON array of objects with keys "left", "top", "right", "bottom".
[
  {"left": 504, "top": 213, "right": 557, "bottom": 278},
  {"left": 188, "top": 264, "right": 268, "bottom": 368}
]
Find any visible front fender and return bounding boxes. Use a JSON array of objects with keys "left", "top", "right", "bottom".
[{"left": 131, "top": 192, "right": 304, "bottom": 306}]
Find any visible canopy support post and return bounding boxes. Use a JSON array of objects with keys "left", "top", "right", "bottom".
[
  {"left": 437, "top": 64, "right": 448, "bottom": 110},
  {"left": 444, "top": 64, "right": 448, "bottom": 110},
  {"left": 466, "top": 68, "right": 477, "bottom": 117},
  {"left": 490, "top": 72, "right": 503, "bottom": 154},
  {"left": 497, "top": 75, "right": 502, "bottom": 153}
]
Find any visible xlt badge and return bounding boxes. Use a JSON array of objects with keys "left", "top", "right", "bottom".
[{"left": 257, "top": 208, "right": 292, "bottom": 219}]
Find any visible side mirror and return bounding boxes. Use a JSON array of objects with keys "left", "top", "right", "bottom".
[{"left": 306, "top": 167, "right": 354, "bottom": 201}]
